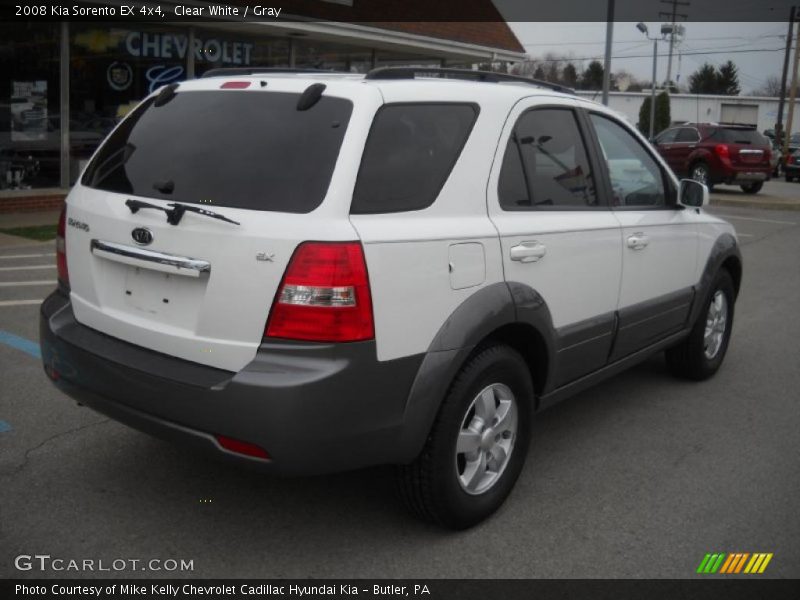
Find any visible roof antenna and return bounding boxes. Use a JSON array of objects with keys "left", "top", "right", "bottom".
[
  {"left": 153, "top": 83, "right": 179, "bottom": 107},
  {"left": 296, "top": 83, "right": 326, "bottom": 111}
]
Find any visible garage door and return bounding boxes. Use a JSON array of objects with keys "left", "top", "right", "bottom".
[{"left": 720, "top": 103, "right": 758, "bottom": 126}]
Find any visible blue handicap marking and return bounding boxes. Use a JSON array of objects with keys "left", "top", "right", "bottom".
[
  {"left": 0, "top": 421, "right": 11, "bottom": 433},
  {"left": 0, "top": 330, "right": 41, "bottom": 359}
]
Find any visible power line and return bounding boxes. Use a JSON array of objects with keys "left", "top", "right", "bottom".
[{"left": 534, "top": 47, "right": 784, "bottom": 62}]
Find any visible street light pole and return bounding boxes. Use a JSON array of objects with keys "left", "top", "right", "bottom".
[
  {"left": 637, "top": 23, "right": 659, "bottom": 140},
  {"left": 650, "top": 38, "right": 657, "bottom": 140}
]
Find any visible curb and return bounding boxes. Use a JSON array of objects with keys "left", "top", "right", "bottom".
[{"left": 710, "top": 198, "right": 800, "bottom": 211}]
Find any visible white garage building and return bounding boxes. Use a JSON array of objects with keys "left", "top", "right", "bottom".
[{"left": 577, "top": 91, "right": 800, "bottom": 135}]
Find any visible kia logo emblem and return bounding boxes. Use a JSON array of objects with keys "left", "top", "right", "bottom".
[{"left": 131, "top": 227, "right": 153, "bottom": 246}]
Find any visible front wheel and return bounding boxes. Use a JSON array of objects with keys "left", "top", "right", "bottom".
[
  {"left": 666, "top": 270, "right": 735, "bottom": 381},
  {"left": 396, "top": 344, "right": 533, "bottom": 529},
  {"left": 740, "top": 181, "right": 763, "bottom": 194}
]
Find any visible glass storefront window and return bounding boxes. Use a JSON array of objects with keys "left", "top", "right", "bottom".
[
  {"left": 293, "top": 39, "right": 372, "bottom": 73},
  {"left": 0, "top": 23, "right": 61, "bottom": 190},
  {"left": 69, "top": 24, "right": 291, "bottom": 183}
]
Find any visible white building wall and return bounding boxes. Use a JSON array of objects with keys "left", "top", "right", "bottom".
[{"left": 576, "top": 91, "right": 800, "bottom": 135}]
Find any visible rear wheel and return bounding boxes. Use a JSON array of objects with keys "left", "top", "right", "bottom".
[
  {"left": 666, "top": 270, "right": 735, "bottom": 381},
  {"left": 739, "top": 181, "right": 763, "bottom": 194},
  {"left": 786, "top": 175, "right": 796, "bottom": 183},
  {"left": 691, "top": 162, "right": 713, "bottom": 191},
  {"left": 397, "top": 344, "right": 533, "bottom": 529}
]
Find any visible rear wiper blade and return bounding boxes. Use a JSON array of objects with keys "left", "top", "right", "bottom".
[
  {"left": 166, "top": 203, "right": 240, "bottom": 226},
  {"left": 126, "top": 198, "right": 170, "bottom": 217},
  {"left": 125, "top": 199, "right": 239, "bottom": 226}
]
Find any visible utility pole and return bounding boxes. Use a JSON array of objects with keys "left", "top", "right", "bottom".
[
  {"left": 602, "top": 0, "right": 615, "bottom": 106},
  {"left": 783, "top": 14, "right": 800, "bottom": 161},
  {"left": 776, "top": 6, "right": 796, "bottom": 147},
  {"left": 660, "top": 0, "right": 689, "bottom": 87}
]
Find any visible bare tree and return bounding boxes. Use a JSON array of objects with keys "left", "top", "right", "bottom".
[{"left": 751, "top": 75, "right": 785, "bottom": 97}]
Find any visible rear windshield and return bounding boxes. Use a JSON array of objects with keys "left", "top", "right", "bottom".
[
  {"left": 709, "top": 128, "right": 768, "bottom": 146},
  {"left": 81, "top": 90, "right": 353, "bottom": 213},
  {"left": 351, "top": 103, "right": 478, "bottom": 214}
]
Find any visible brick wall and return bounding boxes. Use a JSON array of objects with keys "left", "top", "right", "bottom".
[{"left": 0, "top": 194, "right": 66, "bottom": 214}]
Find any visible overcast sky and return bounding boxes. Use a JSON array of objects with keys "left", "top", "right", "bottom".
[{"left": 502, "top": 21, "right": 791, "bottom": 93}]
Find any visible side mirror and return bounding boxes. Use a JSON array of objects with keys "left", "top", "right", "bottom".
[{"left": 679, "top": 178, "right": 709, "bottom": 208}]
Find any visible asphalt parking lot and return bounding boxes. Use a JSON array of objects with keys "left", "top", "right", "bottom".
[{"left": 1, "top": 196, "right": 798, "bottom": 579}]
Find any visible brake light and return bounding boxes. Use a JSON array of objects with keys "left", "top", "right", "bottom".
[
  {"left": 788, "top": 154, "right": 796, "bottom": 165},
  {"left": 714, "top": 144, "right": 730, "bottom": 159},
  {"left": 220, "top": 81, "right": 250, "bottom": 89},
  {"left": 266, "top": 242, "right": 374, "bottom": 342},
  {"left": 215, "top": 435, "right": 270, "bottom": 459},
  {"left": 56, "top": 205, "right": 69, "bottom": 288}
]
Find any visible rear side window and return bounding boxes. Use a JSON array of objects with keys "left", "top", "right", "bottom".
[
  {"left": 498, "top": 108, "right": 598, "bottom": 210},
  {"left": 82, "top": 90, "right": 353, "bottom": 213},
  {"left": 675, "top": 128, "right": 700, "bottom": 142},
  {"left": 351, "top": 104, "right": 478, "bottom": 214}
]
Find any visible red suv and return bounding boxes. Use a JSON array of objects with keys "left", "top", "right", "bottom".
[{"left": 653, "top": 123, "right": 771, "bottom": 194}]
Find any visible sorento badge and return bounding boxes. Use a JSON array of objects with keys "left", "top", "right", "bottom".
[{"left": 131, "top": 227, "right": 153, "bottom": 246}]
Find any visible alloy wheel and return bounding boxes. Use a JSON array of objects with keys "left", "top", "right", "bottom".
[{"left": 455, "top": 383, "right": 518, "bottom": 495}]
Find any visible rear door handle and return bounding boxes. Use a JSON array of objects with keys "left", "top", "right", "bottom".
[
  {"left": 626, "top": 233, "right": 649, "bottom": 250},
  {"left": 510, "top": 241, "right": 547, "bottom": 263}
]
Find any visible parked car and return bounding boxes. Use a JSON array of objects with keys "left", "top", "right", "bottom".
[
  {"left": 653, "top": 123, "right": 772, "bottom": 193},
  {"left": 770, "top": 140, "right": 783, "bottom": 177},
  {"left": 40, "top": 68, "right": 742, "bottom": 529},
  {"left": 784, "top": 147, "right": 800, "bottom": 182}
]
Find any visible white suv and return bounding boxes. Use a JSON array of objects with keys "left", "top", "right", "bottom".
[{"left": 41, "top": 68, "right": 741, "bottom": 529}]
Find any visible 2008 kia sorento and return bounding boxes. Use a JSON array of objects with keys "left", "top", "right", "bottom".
[{"left": 41, "top": 68, "right": 742, "bottom": 529}]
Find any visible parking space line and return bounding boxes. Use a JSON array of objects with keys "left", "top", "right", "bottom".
[
  {"left": 0, "top": 265, "right": 55, "bottom": 271},
  {"left": 714, "top": 214, "right": 797, "bottom": 226},
  {"left": 0, "top": 299, "right": 44, "bottom": 307},
  {"left": 0, "top": 330, "right": 41, "bottom": 359},
  {"left": 0, "top": 281, "right": 56, "bottom": 287},
  {"left": 0, "top": 253, "right": 55, "bottom": 260}
]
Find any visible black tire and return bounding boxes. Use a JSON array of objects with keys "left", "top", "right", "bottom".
[
  {"left": 786, "top": 175, "right": 795, "bottom": 183},
  {"left": 739, "top": 181, "right": 763, "bottom": 194},
  {"left": 690, "top": 162, "right": 712, "bottom": 190},
  {"left": 666, "top": 270, "right": 735, "bottom": 381},
  {"left": 396, "top": 344, "right": 533, "bottom": 529}
]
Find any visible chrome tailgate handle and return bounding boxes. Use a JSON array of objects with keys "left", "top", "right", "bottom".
[
  {"left": 91, "top": 239, "right": 210, "bottom": 278},
  {"left": 510, "top": 241, "right": 547, "bottom": 263}
]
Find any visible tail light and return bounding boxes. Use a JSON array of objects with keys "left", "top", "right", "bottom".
[
  {"left": 56, "top": 205, "right": 69, "bottom": 288},
  {"left": 788, "top": 154, "right": 796, "bottom": 165},
  {"left": 714, "top": 144, "right": 730, "bottom": 159},
  {"left": 266, "top": 242, "right": 374, "bottom": 342}
]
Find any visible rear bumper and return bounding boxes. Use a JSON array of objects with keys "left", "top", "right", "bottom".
[
  {"left": 40, "top": 291, "right": 424, "bottom": 475},
  {"left": 714, "top": 163, "right": 770, "bottom": 184}
]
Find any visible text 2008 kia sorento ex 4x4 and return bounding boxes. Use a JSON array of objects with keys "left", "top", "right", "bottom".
[{"left": 41, "top": 68, "right": 742, "bottom": 529}]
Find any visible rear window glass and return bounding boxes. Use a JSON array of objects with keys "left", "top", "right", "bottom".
[
  {"left": 709, "top": 128, "right": 768, "bottom": 146},
  {"left": 81, "top": 90, "right": 353, "bottom": 213},
  {"left": 351, "top": 104, "right": 478, "bottom": 214}
]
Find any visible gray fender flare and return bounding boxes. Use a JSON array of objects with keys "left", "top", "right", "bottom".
[
  {"left": 395, "top": 282, "right": 556, "bottom": 463},
  {"left": 688, "top": 233, "right": 742, "bottom": 326}
]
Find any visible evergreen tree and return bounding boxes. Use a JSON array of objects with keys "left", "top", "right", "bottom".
[
  {"left": 562, "top": 63, "right": 578, "bottom": 87},
  {"left": 717, "top": 61, "right": 741, "bottom": 95},
  {"left": 688, "top": 63, "right": 719, "bottom": 94},
  {"left": 580, "top": 61, "right": 604, "bottom": 90}
]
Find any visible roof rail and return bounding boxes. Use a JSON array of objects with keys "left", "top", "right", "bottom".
[
  {"left": 364, "top": 67, "right": 574, "bottom": 94},
  {"left": 200, "top": 67, "right": 337, "bottom": 79}
]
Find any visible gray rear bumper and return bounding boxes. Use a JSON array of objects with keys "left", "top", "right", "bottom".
[{"left": 39, "top": 291, "right": 424, "bottom": 475}]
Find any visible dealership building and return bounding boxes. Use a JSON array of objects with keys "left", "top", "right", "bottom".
[{"left": 0, "top": 2, "right": 525, "bottom": 211}]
